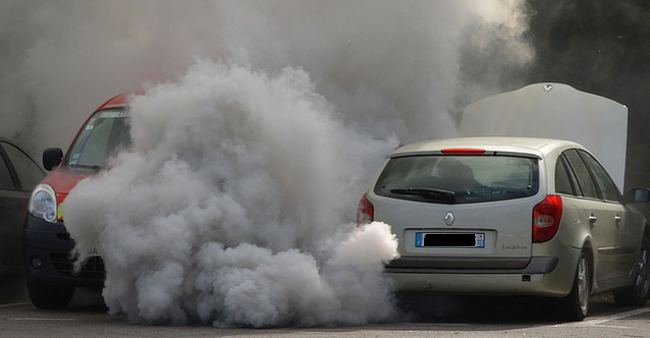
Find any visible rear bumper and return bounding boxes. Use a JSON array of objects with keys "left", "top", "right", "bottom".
[
  {"left": 385, "top": 256, "right": 574, "bottom": 297},
  {"left": 23, "top": 213, "right": 104, "bottom": 288},
  {"left": 385, "top": 256, "right": 558, "bottom": 273}
]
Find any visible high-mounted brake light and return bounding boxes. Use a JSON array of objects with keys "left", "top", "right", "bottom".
[
  {"left": 356, "top": 194, "right": 374, "bottom": 225},
  {"left": 533, "top": 195, "right": 563, "bottom": 243},
  {"left": 441, "top": 148, "right": 486, "bottom": 155}
]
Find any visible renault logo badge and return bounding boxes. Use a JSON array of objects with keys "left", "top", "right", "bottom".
[{"left": 444, "top": 212, "right": 455, "bottom": 226}]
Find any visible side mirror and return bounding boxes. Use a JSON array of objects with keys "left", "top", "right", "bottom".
[
  {"left": 624, "top": 188, "right": 650, "bottom": 204},
  {"left": 42, "top": 147, "right": 63, "bottom": 171}
]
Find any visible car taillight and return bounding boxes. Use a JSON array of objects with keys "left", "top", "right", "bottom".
[
  {"left": 356, "top": 194, "right": 374, "bottom": 225},
  {"left": 533, "top": 195, "right": 563, "bottom": 243}
]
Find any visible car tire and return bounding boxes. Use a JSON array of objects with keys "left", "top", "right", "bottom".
[
  {"left": 557, "top": 251, "right": 590, "bottom": 321},
  {"left": 26, "top": 282, "right": 74, "bottom": 309},
  {"left": 613, "top": 231, "right": 650, "bottom": 306}
]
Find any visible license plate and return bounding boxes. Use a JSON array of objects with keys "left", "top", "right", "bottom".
[{"left": 415, "top": 232, "right": 485, "bottom": 248}]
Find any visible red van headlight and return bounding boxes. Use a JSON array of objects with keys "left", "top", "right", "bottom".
[{"left": 28, "top": 184, "right": 58, "bottom": 224}]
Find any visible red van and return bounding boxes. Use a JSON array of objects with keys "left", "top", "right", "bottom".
[{"left": 23, "top": 93, "right": 132, "bottom": 309}]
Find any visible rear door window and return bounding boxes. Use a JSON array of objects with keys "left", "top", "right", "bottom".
[
  {"left": 579, "top": 150, "right": 619, "bottom": 201},
  {"left": 563, "top": 149, "right": 600, "bottom": 199},
  {"left": 555, "top": 154, "right": 577, "bottom": 195},
  {"left": 374, "top": 155, "right": 539, "bottom": 204},
  {"left": 0, "top": 153, "right": 13, "bottom": 190}
]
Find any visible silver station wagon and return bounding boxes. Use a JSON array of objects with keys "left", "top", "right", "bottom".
[{"left": 357, "top": 137, "right": 650, "bottom": 321}]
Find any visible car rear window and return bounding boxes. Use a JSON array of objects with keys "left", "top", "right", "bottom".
[{"left": 374, "top": 155, "right": 539, "bottom": 204}]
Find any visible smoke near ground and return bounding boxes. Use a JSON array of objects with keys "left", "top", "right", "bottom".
[
  {"left": 2, "top": 0, "right": 534, "bottom": 327},
  {"left": 64, "top": 62, "right": 400, "bottom": 327}
]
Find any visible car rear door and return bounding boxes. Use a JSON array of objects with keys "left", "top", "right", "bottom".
[
  {"left": 563, "top": 149, "right": 628, "bottom": 282},
  {"left": 0, "top": 147, "right": 29, "bottom": 271},
  {"left": 578, "top": 150, "right": 638, "bottom": 279},
  {"left": 0, "top": 142, "right": 44, "bottom": 270}
]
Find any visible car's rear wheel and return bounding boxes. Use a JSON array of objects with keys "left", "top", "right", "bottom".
[
  {"left": 613, "top": 231, "right": 650, "bottom": 306},
  {"left": 557, "top": 251, "right": 590, "bottom": 321},
  {"left": 27, "top": 282, "right": 74, "bottom": 309}
]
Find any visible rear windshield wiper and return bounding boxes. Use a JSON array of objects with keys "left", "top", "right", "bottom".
[{"left": 390, "top": 187, "right": 456, "bottom": 203}]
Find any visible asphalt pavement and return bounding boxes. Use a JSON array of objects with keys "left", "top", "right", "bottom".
[{"left": 3, "top": 275, "right": 650, "bottom": 338}]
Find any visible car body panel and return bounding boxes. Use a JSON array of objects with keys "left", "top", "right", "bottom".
[
  {"left": 41, "top": 168, "right": 92, "bottom": 216},
  {"left": 0, "top": 138, "right": 45, "bottom": 275},
  {"left": 460, "top": 83, "right": 628, "bottom": 192},
  {"left": 0, "top": 190, "right": 31, "bottom": 268},
  {"left": 23, "top": 213, "right": 104, "bottom": 287},
  {"left": 372, "top": 193, "right": 541, "bottom": 264}
]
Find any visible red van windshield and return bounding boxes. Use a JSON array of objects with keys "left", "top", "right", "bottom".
[{"left": 65, "top": 109, "right": 131, "bottom": 169}]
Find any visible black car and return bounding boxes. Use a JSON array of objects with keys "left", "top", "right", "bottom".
[{"left": 0, "top": 137, "right": 45, "bottom": 275}]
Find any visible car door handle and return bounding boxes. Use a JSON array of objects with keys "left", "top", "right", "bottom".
[
  {"left": 614, "top": 214, "right": 622, "bottom": 225},
  {"left": 588, "top": 214, "right": 598, "bottom": 226}
]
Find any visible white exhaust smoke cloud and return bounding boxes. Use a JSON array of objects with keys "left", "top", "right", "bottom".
[
  {"left": 0, "top": 0, "right": 532, "bottom": 156},
  {"left": 64, "top": 62, "right": 399, "bottom": 326},
  {"left": 2, "top": 0, "right": 534, "bottom": 327}
]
